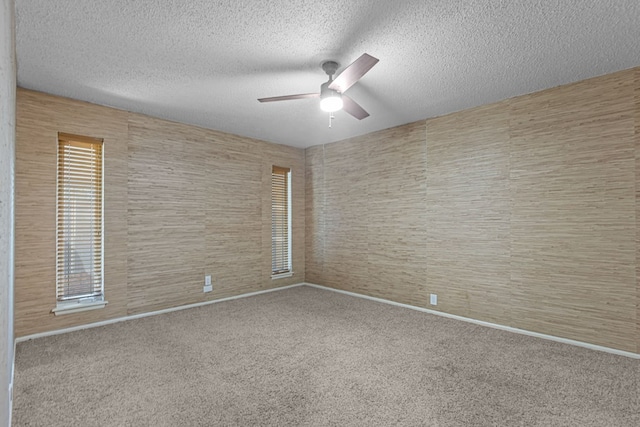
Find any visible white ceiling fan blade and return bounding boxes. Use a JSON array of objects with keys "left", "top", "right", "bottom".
[
  {"left": 258, "top": 93, "right": 319, "bottom": 102},
  {"left": 342, "top": 95, "right": 369, "bottom": 120},
  {"left": 329, "top": 53, "right": 379, "bottom": 94}
]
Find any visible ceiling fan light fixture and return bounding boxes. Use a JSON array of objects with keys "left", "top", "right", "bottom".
[
  {"left": 320, "top": 81, "right": 343, "bottom": 112},
  {"left": 320, "top": 93, "right": 343, "bottom": 112}
]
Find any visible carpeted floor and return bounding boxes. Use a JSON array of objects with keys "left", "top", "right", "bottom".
[{"left": 13, "top": 285, "right": 640, "bottom": 426}]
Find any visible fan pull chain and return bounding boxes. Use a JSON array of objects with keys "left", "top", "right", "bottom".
[{"left": 329, "top": 113, "right": 335, "bottom": 128}]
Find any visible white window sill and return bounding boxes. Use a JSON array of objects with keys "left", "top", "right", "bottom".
[
  {"left": 271, "top": 271, "right": 294, "bottom": 280},
  {"left": 52, "top": 299, "right": 108, "bottom": 316}
]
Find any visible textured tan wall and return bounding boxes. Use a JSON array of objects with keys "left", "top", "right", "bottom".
[
  {"left": 1, "top": 0, "right": 15, "bottom": 424},
  {"left": 508, "top": 72, "right": 636, "bottom": 351},
  {"left": 15, "top": 90, "right": 129, "bottom": 337},
  {"left": 15, "top": 68, "right": 640, "bottom": 353},
  {"left": 426, "top": 102, "right": 512, "bottom": 325},
  {"left": 636, "top": 68, "right": 640, "bottom": 352},
  {"left": 319, "top": 122, "right": 428, "bottom": 306},
  {"left": 304, "top": 145, "right": 324, "bottom": 284},
  {"left": 306, "top": 67, "right": 640, "bottom": 353},
  {"left": 15, "top": 89, "right": 305, "bottom": 337}
]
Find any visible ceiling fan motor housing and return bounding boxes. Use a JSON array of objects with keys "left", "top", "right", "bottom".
[{"left": 322, "top": 61, "right": 339, "bottom": 78}]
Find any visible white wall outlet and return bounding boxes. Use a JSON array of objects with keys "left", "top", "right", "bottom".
[
  {"left": 430, "top": 294, "right": 437, "bottom": 306},
  {"left": 204, "top": 275, "right": 213, "bottom": 292}
]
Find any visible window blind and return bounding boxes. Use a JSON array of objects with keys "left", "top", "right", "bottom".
[
  {"left": 56, "top": 133, "right": 104, "bottom": 302},
  {"left": 272, "top": 166, "right": 291, "bottom": 275}
]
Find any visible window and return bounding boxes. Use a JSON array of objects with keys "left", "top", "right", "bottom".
[
  {"left": 53, "top": 133, "right": 106, "bottom": 315},
  {"left": 271, "top": 166, "right": 292, "bottom": 278}
]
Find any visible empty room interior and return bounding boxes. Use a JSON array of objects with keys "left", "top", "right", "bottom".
[{"left": 2, "top": 1, "right": 640, "bottom": 426}]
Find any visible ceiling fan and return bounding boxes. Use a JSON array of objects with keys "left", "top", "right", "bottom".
[{"left": 258, "top": 53, "right": 379, "bottom": 120}]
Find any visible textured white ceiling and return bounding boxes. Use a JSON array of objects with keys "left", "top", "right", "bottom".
[{"left": 15, "top": 0, "right": 640, "bottom": 148}]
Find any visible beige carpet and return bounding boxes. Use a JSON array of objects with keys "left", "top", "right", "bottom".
[{"left": 13, "top": 286, "right": 640, "bottom": 426}]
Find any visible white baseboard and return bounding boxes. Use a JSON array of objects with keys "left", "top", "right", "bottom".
[
  {"left": 303, "top": 283, "right": 640, "bottom": 360},
  {"left": 9, "top": 339, "right": 15, "bottom": 426},
  {"left": 7, "top": 382, "right": 11, "bottom": 427},
  {"left": 16, "top": 281, "right": 639, "bottom": 360},
  {"left": 16, "top": 283, "right": 305, "bottom": 343}
]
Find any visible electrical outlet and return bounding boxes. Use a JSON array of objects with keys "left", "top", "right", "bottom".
[
  {"left": 430, "top": 294, "right": 437, "bottom": 306},
  {"left": 204, "top": 275, "right": 213, "bottom": 292}
]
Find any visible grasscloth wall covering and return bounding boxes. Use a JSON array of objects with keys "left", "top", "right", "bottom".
[
  {"left": 14, "top": 67, "right": 640, "bottom": 354},
  {"left": 15, "top": 89, "right": 304, "bottom": 337},
  {"left": 0, "top": 1, "right": 15, "bottom": 424},
  {"left": 306, "top": 67, "right": 640, "bottom": 354}
]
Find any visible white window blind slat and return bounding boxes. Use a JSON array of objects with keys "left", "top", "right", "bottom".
[
  {"left": 56, "top": 133, "right": 104, "bottom": 302},
  {"left": 271, "top": 166, "right": 291, "bottom": 275}
]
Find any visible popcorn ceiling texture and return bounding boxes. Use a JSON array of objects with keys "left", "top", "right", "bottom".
[{"left": 15, "top": 0, "right": 640, "bottom": 148}]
